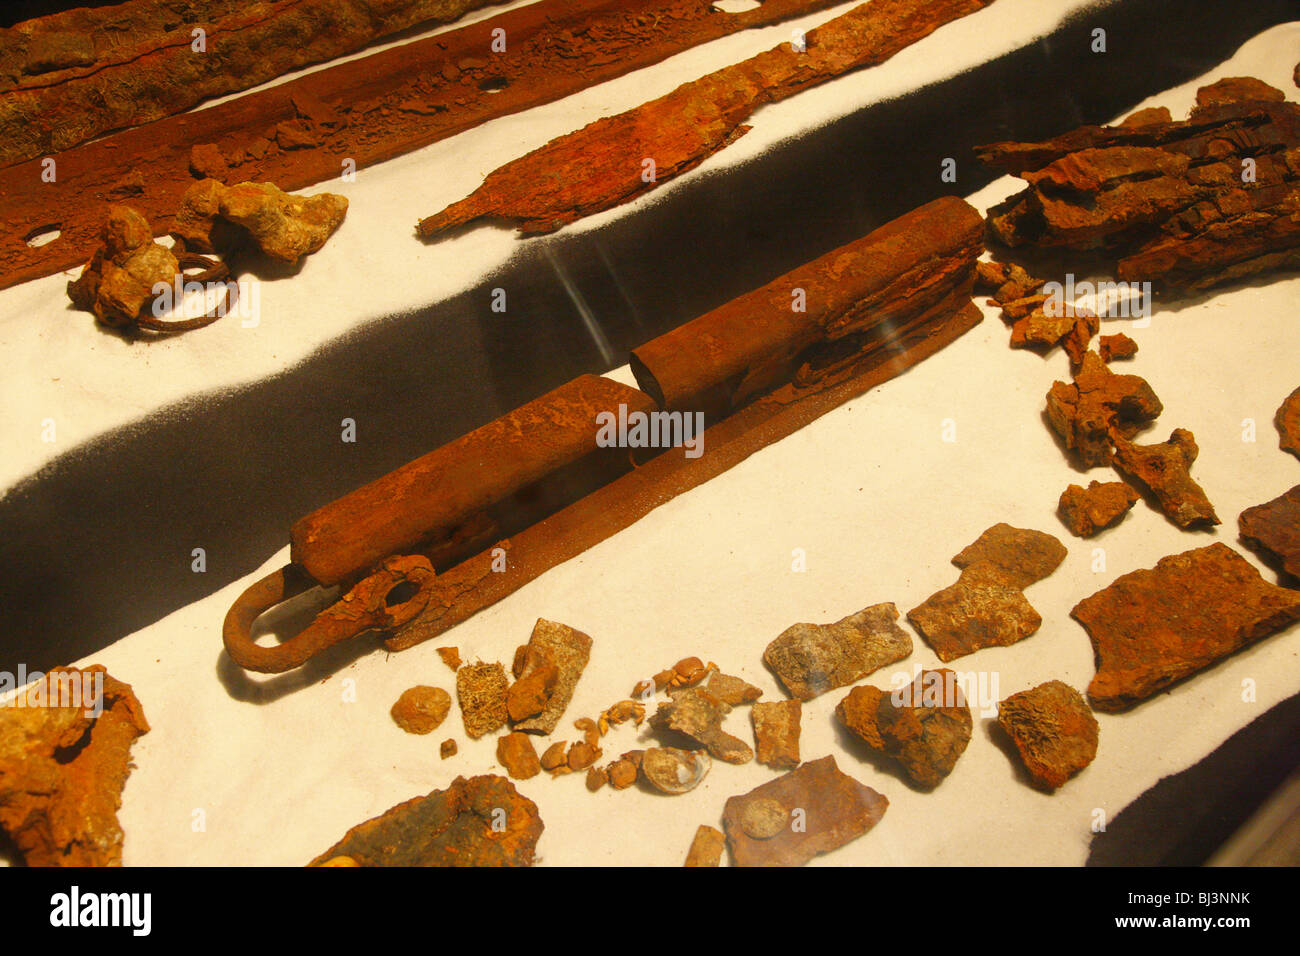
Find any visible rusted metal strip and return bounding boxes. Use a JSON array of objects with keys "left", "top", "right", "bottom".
[
  {"left": 418, "top": 0, "right": 998, "bottom": 238},
  {"left": 0, "top": 0, "right": 500, "bottom": 169},
  {"left": 227, "top": 197, "right": 985, "bottom": 672},
  {"left": 0, "top": 0, "right": 842, "bottom": 291}
]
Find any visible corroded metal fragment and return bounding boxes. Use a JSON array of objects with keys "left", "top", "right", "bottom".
[
  {"left": 1111, "top": 428, "right": 1219, "bottom": 528},
  {"left": 1045, "top": 351, "right": 1163, "bottom": 468},
  {"left": 510, "top": 620, "right": 592, "bottom": 735},
  {"left": 836, "top": 671, "right": 972, "bottom": 789},
  {"left": 1058, "top": 480, "right": 1140, "bottom": 537},
  {"left": 212, "top": 181, "right": 348, "bottom": 264},
  {"left": 456, "top": 662, "right": 508, "bottom": 740},
  {"left": 496, "top": 733, "right": 541, "bottom": 781},
  {"left": 907, "top": 524, "right": 1066, "bottom": 661},
  {"left": 721, "top": 756, "right": 888, "bottom": 867},
  {"left": 1278, "top": 387, "right": 1300, "bottom": 460},
  {"left": 390, "top": 685, "right": 451, "bottom": 735},
  {"left": 996, "top": 681, "right": 1098, "bottom": 791},
  {"left": 752, "top": 699, "right": 802, "bottom": 771},
  {"left": 308, "top": 774, "right": 543, "bottom": 866},
  {"left": 763, "top": 603, "right": 911, "bottom": 701},
  {"left": 419, "top": 0, "right": 997, "bottom": 237},
  {"left": 0, "top": 666, "right": 149, "bottom": 867},
  {"left": 1072, "top": 543, "right": 1300, "bottom": 711},
  {"left": 978, "top": 78, "right": 1300, "bottom": 291},
  {"left": 66, "top": 205, "right": 178, "bottom": 328},
  {"left": 1239, "top": 485, "right": 1300, "bottom": 580},
  {"left": 1099, "top": 333, "right": 1138, "bottom": 362},
  {"left": 651, "top": 688, "right": 752, "bottom": 765},
  {"left": 705, "top": 671, "right": 763, "bottom": 706},
  {"left": 684, "top": 825, "right": 725, "bottom": 867}
]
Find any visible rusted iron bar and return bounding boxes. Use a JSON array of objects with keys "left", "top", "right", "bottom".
[
  {"left": 0, "top": 0, "right": 841, "bottom": 291},
  {"left": 418, "top": 0, "right": 998, "bottom": 238}
]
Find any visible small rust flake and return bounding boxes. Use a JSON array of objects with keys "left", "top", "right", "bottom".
[
  {"left": 763, "top": 602, "right": 912, "bottom": 701},
  {"left": 496, "top": 733, "right": 542, "bottom": 780},
  {"left": 510, "top": 619, "right": 592, "bottom": 735},
  {"left": 1111, "top": 428, "right": 1219, "bottom": 529},
  {"left": 684, "top": 825, "right": 726, "bottom": 867},
  {"left": 836, "top": 670, "right": 973, "bottom": 789},
  {"left": 1072, "top": 543, "right": 1300, "bottom": 711},
  {"left": 907, "top": 524, "right": 1066, "bottom": 661},
  {"left": 721, "top": 756, "right": 888, "bottom": 867},
  {"left": 1058, "top": 480, "right": 1140, "bottom": 537},
  {"left": 0, "top": 666, "right": 149, "bottom": 867},
  {"left": 752, "top": 699, "right": 802, "bottom": 771},
  {"left": 390, "top": 685, "right": 451, "bottom": 735},
  {"left": 996, "top": 681, "right": 1098, "bottom": 792},
  {"left": 309, "top": 774, "right": 543, "bottom": 867},
  {"left": 650, "top": 687, "right": 753, "bottom": 764},
  {"left": 1239, "top": 485, "right": 1300, "bottom": 581},
  {"left": 1277, "top": 387, "right": 1300, "bottom": 460}
]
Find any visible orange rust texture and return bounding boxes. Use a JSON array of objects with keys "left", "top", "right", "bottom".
[
  {"left": 0, "top": 0, "right": 841, "bottom": 290},
  {"left": 996, "top": 680, "right": 1098, "bottom": 792},
  {"left": 0, "top": 666, "right": 149, "bottom": 867},
  {"left": 419, "top": 0, "right": 998, "bottom": 238}
]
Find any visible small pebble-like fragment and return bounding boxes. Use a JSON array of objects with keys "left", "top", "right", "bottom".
[
  {"left": 217, "top": 180, "right": 348, "bottom": 264},
  {"left": 1111, "top": 428, "right": 1219, "bottom": 528},
  {"left": 1098, "top": 332, "right": 1138, "bottom": 362},
  {"left": 496, "top": 732, "right": 541, "bottom": 780},
  {"left": 566, "top": 741, "right": 600, "bottom": 771},
  {"left": 721, "top": 756, "right": 888, "bottom": 867},
  {"left": 1239, "top": 485, "right": 1300, "bottom": 580},
  {"left": 752, "top": 699, "right": 802, "bottom": 771},
  {"left": 506, "top": 662, "right": 558, "bottom": 723},
  {"left": 684, "top": 825, "right": 725, "bottom": 867},
  {"left": 651, "top": 687, "right": 752, "bottom": 764},
  {"left": 440, "top": 739, "right": 457, "bottom": 759},
  {"left": 607, "top": 758, "right": 638, "bottom": 790},
  {"left": 436, "top": 647, "right": 461, "bottom": 672},
  {"left": 1058, "top": 480, "right": 1140, "bottom": 537},
  {"left": 1276, "top": 386, "right": 1300, "bottom": 460},
  {"left": 456, "top": 662, "right": 508, "bottom": 739},
  {"left": 641, "top": 747, "right": 710, "bottom": 794},
  {"left": 389, "top": 685, "right": 451, "bottom": 735},
  {"left": 705, "top": 671, "right": 763, "bottom": 706},
  {"left": 763, "top": 602, "right": 912, "bottom": 700},
  {"left": 540, "top": 741, "right": 568, "bottom": 772},
  {"left": 996, "top": 681, "right": 1099, "bottom": 791},
  {"left": 511, "top": 620, "right": 593, "bottom": 735},
  {"left": 836, "top": 670, "right": 972, "bottom": 789},
  {"left": 585, "top": 766, "right": 608, "bottom": 792}
]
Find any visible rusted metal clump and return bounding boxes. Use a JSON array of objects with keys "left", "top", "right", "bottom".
[{"left": 225, "top": 197, "right": 985, "bottom": 674}]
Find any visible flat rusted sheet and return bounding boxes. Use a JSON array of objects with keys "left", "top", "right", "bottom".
[
  {"left": 419, "top": 0, "right": 998, "bottom": 238},
  {"left": 721, "top": 756, "right": 888, "bottom": 867},
  {"left": 978, "top": 79, "right": 1300, "bottom": 291},
  {"left": 0, "top": 666, "right": 149, "bottom": 867},
  {"left": 763, "top": 603, "right": 912, "bottom": 701},
  {"left": 0, "top": 0, "right": 841, "bottom": 291},
  {"left": 308, "top": 774, "right": 542, "bottom": 866},
  {"left": 1072, "top": 543, "right": 1300, "bottom": 712},
  {"left": 0, "top": 0, "right": 497, "bottom": 169},
  {"left": 1239, "top": 484, "right": 1300, "bottom": 580},
  {"left": 1278, "top": 386, "right": 1300, "bottom": 459}
]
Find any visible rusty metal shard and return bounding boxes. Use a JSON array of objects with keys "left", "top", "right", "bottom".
[
  {"left": 721, "top": 756, "right": 888, "bottom": 867},
  {"left": 1278, "top": 387, "right": 1300, "bottom": 460},
  {"left": 0, "top": 0, "right": 843, "bottom": 291},
  {"left": 0, "top": 666, "right": 149, "bottom": 867},
  {"left": 996, "top": 680, "right": 1098, "bottom": 792},
  {"left": 510, "top": 619, "right": 592, "bottom": 736},
  {"left": 1239, "top": 485, "right": 1300, "bottom": 581},
  {"left": 1072, "top": 543, "right": 1300, "bottom": 712},
  {"left": 1111, "top": 428, "right": 1219, "bottom": 529},
  {"left": 308, "top": 774, "right": 542, "bottom": 866},
  {"left": 763, "top": 602, "right": 912, "bottom": 701},
  {"left": 418, "top": 0, "right": 997, "bottom": 238}
]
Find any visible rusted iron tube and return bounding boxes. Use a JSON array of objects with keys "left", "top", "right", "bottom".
[
  {"left": 290, "top": 375, "right": 655, "bottom": 587},
  {"left": 630, "top": 196, "right": 985, "bottom": 413}
]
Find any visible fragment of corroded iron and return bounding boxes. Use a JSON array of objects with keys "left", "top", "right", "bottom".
[
  {"left": 907, "top": 524, "right": 1067, "bottom": 661},
  {"left": 752, "top": 700, "right": 802, "bottom": 771},
  {"left": 650, "top": 687, "right": 753, "bottom": 765},
  {"left": 721, "top": 756, "right": 888, "bottom": 867},
  {"left": 419, "top": 0, "right": 998, "bottom": 238},
  {"left": 1045, "top": 351, "right": 1163, "bottom": 467},
  {"left": 308, "top": 774, "right": 543, "bottom": 866},
  {"left": 996, "top": 681, "right": 1098, "bottom": 791},
  {"left": 1277, "top": 387, "right": 1300, "bottom": 460},
  {"left": 1111, "top": 428, "right": 1219, "bottom": 528},
  {"left": 506, "top": 660, "right": 558, "bottom": 724},
  {"left": 510, "top": 620, "right": 592, "bottom": 735},
  {"left": 684, "top": 825, "right": 726, "bottom": 867},
  {"left": 977, "top": 78, "right": 1300, "bottom": 291},
  {"left": 456, "top": 662, "right": 508, "bottom": 740},
  {"left": 0, "top": 666, "right": 149, "bottom": 867},
  {"left": 215, "top": 181, "right": 348, "bottom": 264},
  {"left": 496, "top": 733, "right": 541, "bottom": 781},
  {"left": 1072, "top": 543, "right": 1300, "bottom": 711},
  {"left": 440, "top": 739, "right": 457, "bottom": 759},
  {"left": 66, "top": 205, "right": 178, "bottom": 328},
  {"left": 1058, "top": 480, "right": 1141, "bottom": 537},
  {"left": 0, "top": 0, "right": 846, "bottom": 291},
  {"left": 390, "top": 685, "right": 451, "bottom": 735},
  {"left": 436, "top": 647, "right": 461, "bottom": 672},
  {"left": 763, "top": 602, "right": 912, "bottom": 701},
  {"left": 705, "top": 671, "right": 763, "bottom": 706},
  {"left": 0, "top": 0, "right": 499, "bottom": 168},
  {"left": 836, "top": 671, "right": 972, "bottom": 789},
  {"left": 641, "top": 747, "right": 710, "bottom": 795},
  {"left": 976, "top": 260, "right": 1046, "bottom": 305},
  {"left": 1098, "top": 333, "right": 1139, "bottom": 362},
  {"left": 1239, "top": 485, "right": 1300, "bottom": 580}
]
